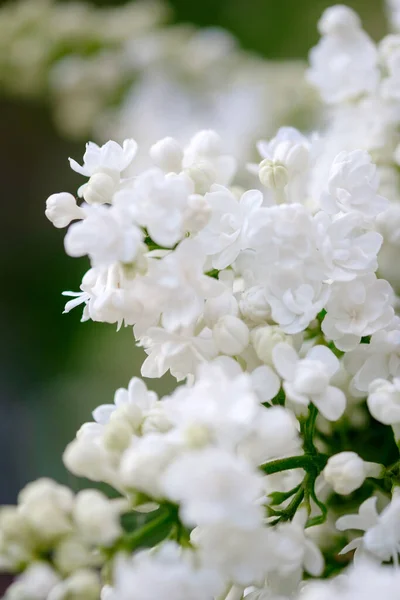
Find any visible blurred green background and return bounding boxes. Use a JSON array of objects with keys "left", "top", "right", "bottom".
[{"left": 0, "top": 0, "right": 387, "bottom": 501}]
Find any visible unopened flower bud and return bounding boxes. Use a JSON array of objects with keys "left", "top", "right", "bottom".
[
  {"left": 19, "top": 479, "right": 74, "bottom": 513},
  {"left": 51, "top": 569, "right": 101, "bottom": 600},
  {"left": 379, "top": 35, "right": 400, "bottom": 63},
  {"left": 83, "top": 172, "right": 118, "bottom": 205},
  {"left": 251, "top": 326, "right": 289, "bottom": 365},
  {"left": 63, "top": 440, "right": 112, "bottom": 483},
  {"left": 103, "top": 418, "right": 133, "bottom": 453},
  {"left": 183, "top": 194, "right": 211, "bottom": 233},
  {"left": 7, "top": 563, "right": 60, "bottom": 600},
  {"left": 73, "top": 490, "right": 124, "bottom": 546},
  {"left": 150, "top": 137, "right": 183, "bottom": 172},
  {"left": 239, "top": 286, "right": 271, "bottom": 325},
  {"left": 0, "top": 507, "right": 31, "bottom": 542},
  {"left": 213, "top": 315, "right": 249, "bottom": 356},
  {"left": 142, "top": 406, "right": 172, "bottom": 435},
  {"left": 185, "top": 161, "right": 217, "bottom": 194},
  {"left": 187, "top": 130, "right": 222, "bottom": 157},
  {"left": 323, "top": 451, "right": 383, "bottom": 495},
  {"left": 367, "top": 378, "right": 400, "bottom": 425},
  {"left": 53, "top": 536, "right": 96, "bottom": 575},
  {"left": 204, "top": 292, "right": 238, "bottom": 328},
  {"left": 184, "top": 424, "right": 212, "bottom": 449},
  {"left": 22, "top": 500, "right": 72, "bottom": 543},
  {"left": 258, "top": 159, "right": 288, "bottom": 189},
  {"left": 318, "top": 5, "right": 360, "bottom": 36},
  {"left": 45, "top": 193, "right": 85, "bottom": 228}
]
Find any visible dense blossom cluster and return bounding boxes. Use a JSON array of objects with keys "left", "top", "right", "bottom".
[
  {"left": 5, "top": 2, "right": 400, "bottom": 600},
  {"left": 0, "top": 0, "right": 312, "bottom": 163}
]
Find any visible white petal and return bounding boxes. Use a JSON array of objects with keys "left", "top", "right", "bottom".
[
  {"left": 272, "top": 343, "right": 298, "bottom": 381},
  {"left": 92, "top": 404, "right": 115, "bottom": 424},
  {"left": 306, "top": 345, "right": 339, "bottom": 377},
  {"left": 251, "top": 366, "right": 281, "bottom": 403},
  {"left": 311, "top": 386, "right": 346, "bottom": 421},
  {"left": 303, "top": 539, "right": 324, "bottom": 576}
]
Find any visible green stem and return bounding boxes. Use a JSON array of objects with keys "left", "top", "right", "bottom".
[
  {"left": 115, "top": 507, "right": 177, "bottom": 554},
  {"left": 303, "top": 405, "right": 318, "bottom": 454},
  {"left": 260, "top": 453, "right": 327, "bottom": 475},
  {"left": 279, "top": 483, "right": 305, "bottom": 521}
]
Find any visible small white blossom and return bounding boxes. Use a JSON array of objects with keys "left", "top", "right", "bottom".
[
  {"left": 45, "top": 193, "right": 86, "bottom": 228},
  {"left": 182, "top": 130, "right": 237, "bottom": 194},
  {"left": 193, "top": 524, "right": 272, "bottom": 586},
  {"left": 323, "top": 452, "right": 383, "bottom": 495},
  {"left": 266, "top": 269, "right": 329, "bottom": 335},
  {"left": 213, "top": 315, "right": 250, "bottom": 356},
  {"left": 72, "top": 490, "right": 126, "bottom": 546},
  {"left": 307, "top": 5, "right": 379, "bottom": 103},
  {"left": 161, "top": 448, "right": 264, "bottom": 529},
  {"left": 336, "top": 494, "right": 400, "bottom": 564},
  {"left": 368, "top": 378, "right": 400, "bottom": 424},
  {"left": 140, "top": 325, "right": 218, "bottom": 380},
  {"left": 197, "top": 186, "right": 264, "bottom": 270},
  {"left": 69, "top": 139, "right": 137, "bottom": 177},
  {"left": 64, "top": 205, "right": 143, "bottom": 268},
  {"left": 273, "top": 343, "right": 346, "bottom": 420},
  {"left": 149, "top": 136, "right": 183, "bottom": 172},
  {"left": 269, "top": 510, "right": 324, "bottom": 577},
  {"left": 112, "top": 542, "right": 224, "bottom": 600},
  {"left": 321, "top": 150, "right": 388, "bottom": 219},
  {"left": 3, "top": 563, "right": 61, "bottom": 600},
  {"left": 314, "top": 211, "right": 382, "bottom": 282},
  {"left": 252, "top": 127, "right": 310, "bottom": 203},
  {"left": 117, "top": 168, "right": 196, "bottom": 247},
  {"left": 322, "top": 275, "right": 394, "bottom": 351}
]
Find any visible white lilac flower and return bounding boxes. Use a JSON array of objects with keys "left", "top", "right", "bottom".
[
  {"left": 92, "top": 377, "right": 158, "bottom": 433},
  {"left": 272, "top": 343, "right": 346, "bottom": 420},
  {"left": 112, "top": 542, "right": 224, "bottom": 600},
  {"left": 162, "top": 361, "right": 281, "bottom": 455},
  {"left": 336, "top": 494, "right": 400, "bottom": 564},
  {"left": 140, "top": 325, "right": 218, "bottom": 380},
  {"left": 119, "top": 433, "right": 180, "bottom": 499},
  {"left": 299, "top": 561, "right": 400, "bottom": 600},
  {"left": 182, "top": 129, "right": 237, "bottom": 194},
  {"left": 69, "top": 139, "right": 137, "bottom": 178},
  {"left": 3, "top": 562, "right": 61, "bottom": 600},
  {"left": 322, "top": 274, "right": 394, "bottom": 351},
  {"left": 344, "top": 324, "right": 400, "bottom": 392},
  {"left": 265, "top": 269, "right": 329, "bottom": 335},
  {"left": 251, "top": 127, "right": 310, "bottom": 203},
  {"left": 314, "top": 211, "right": 383, "bottom": 282},
  {"left": 144, "top": 239, "right": 223, "bottom": 332},
  {"left": 321, "top": 150, "right": 389, "bottom": 219},
  {"left": 367, "top": 378, "right": 400, "bottom": 424},
  {"left": 197, "top": 186, "right": 264, "bottom": 270},
  {"left": 161, "top": 447, "right": 264, "bottom": 529},
  {"left": 380, "top": 35, "right": 400, "bottom": 100},
  {"left": 72, "top": 490, "right": 126, "bottom": 546},
  {"left": 213, "top": 314, "right": 250, "bottom": 356},
  {"left": 193, "top": 524, "right": 272, "bottom": 587},
  {"left": 307, "top": 5, "right": 379, "bottom": 103},
  {"left": 269, "top": 510, "right": 324, "bottom": 577},
  {"left": 64, "top": 204, "right": 144, "bottom": 268},
  {"left": 149, "top": 136, "right": 184, "bottom": 172},
  {"left": 116, "top": 168, "right": 196, "bottom": 247}
]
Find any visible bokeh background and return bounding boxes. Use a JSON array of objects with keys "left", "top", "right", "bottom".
[{"left": 1, "top": 0, "right": 388, "bottom": 503}]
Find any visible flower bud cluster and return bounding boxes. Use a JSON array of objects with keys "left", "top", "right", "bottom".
[{"left": 0, "top": 479, "right": 127, "bottom": 599}]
